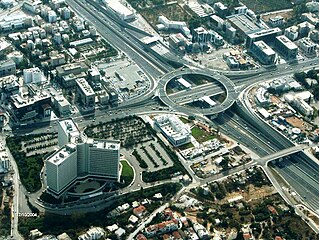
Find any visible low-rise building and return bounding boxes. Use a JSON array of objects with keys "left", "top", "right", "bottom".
[
  {"left": 269, "top": 16, "right": 284, "bottom": 27},
  {"left": 145, "top": 219, "right": 179, "bottom": 237},
  {"left": 53, "top": 94, "right": 71, "bottom": 117},
  {"left": 78, "top": 227, "right": 105, "bottom": 240},
  {"left": 298, "top": 37, "right": 317, "bottom": 55},
  {"left": 105, "top": 0, "right": 135, "bottom": 21},
  {"left": 133, "top": 205, "right": 147, "bottom": 218},
  {"left": 157, "top": 15, "right": 191, "bottom": 38},
  {"left": 293, "top": 97, "right": 314, "bottom": 116},
  {"left": 0, "top": 59, "right": 16, "bottom": 77},
  {"left": 56, "top": 62, "right": 89, "bottom": 77},
  {"left": 154, "top": 114, "right": 191, "bottom": 147}
]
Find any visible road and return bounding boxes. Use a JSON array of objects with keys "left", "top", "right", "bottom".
[
  {"left": 4, "top": 0, "right": 319, "bottom": 236},
  {"left": 0, "top": 135, "right": 24, "bottom": 240}
]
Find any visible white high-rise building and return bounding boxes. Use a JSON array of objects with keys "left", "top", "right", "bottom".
[
  {"left": 57, "top": 119, "right": 80, "bottom": 147},
  {"left": 23, "top": 67, "right": 44, "bottom": 84},
  {"left": 47, "top": 119, "right": 120, "bottom": 197},
  {"left": 46, "top": 144, "right": 77, "bottom": 194},
  {"left": 48, "top": 10, "right": 57, "bottom": 23}
]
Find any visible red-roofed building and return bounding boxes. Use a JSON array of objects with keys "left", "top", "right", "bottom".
[
  {"left": 162, "top": 234, "right": 170, "bottom": 240},
  {"left": 275, "top": 236, "right": 283, "bottom": 240},
  {"left": 133, "top": 205, "right": 147, "bottom": 218},
  {"left": 243, "top": 233, "right": 253, "bottom": 240},
  {"left": 145, "top": 219, "right": 179, "bottom": 237},
  {"left": 136, "top": 233, "right": 147, "bottom": 240},
  {"left": 164, "top": 208, "right": 173, "bottom": 219},
  {"left": 268, "top": 205, "right": 278, "bottom": 215},
  {"left": 172, "top": 231, "right": 182, "bottom": 240}
]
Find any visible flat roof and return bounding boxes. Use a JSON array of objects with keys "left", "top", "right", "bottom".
[
  {"left": 88, "top": 138, "right": 120, "bottom": 150},
  {"left": 227, "top": 14, "right": 262, "bottom": 34},
  {"left": 254, "top": 40, "right": 276, "bottom": 55},
  {"left": 106, "top": 0, "right": 134, "bottom": 16},
  {"left": 141, "top": 36, "right": 159, "bottom": 45},
  {"left": 276, "top": 35, "right": 298, "bottom": 50},
  {"left": 47, "top": 144, "right": 76, "bottom": 165},
  {"left": 76, "top": 78, "right": 94, "bottom": 96},
  {"left": 200, "top": 96, "right": 216, "bottom": 106},
  {"left": 177, "top": 77, "right": 191, "bottom": 88},
  {"left": 248, "top": 27, "right": 281, "bottom": 38},
  {"left": 59, "top": 119, "right": 80, "bottom": 137}
]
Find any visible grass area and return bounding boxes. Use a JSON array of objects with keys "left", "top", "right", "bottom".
[
  {"left": 140, "top": 3, "right": 193, "bottom": 28},
  {"left": 178, "top": 142, "right": 194, "bottom": 150},
  {"left": 120, "top": 160, "right": 134, "bottom": 186},
  {"left": 240, "top": 0, "right": 292, "bottom": 13},
  {"left": 179, "top": 117, "right": 191, "bottom": 124},
  {"left": 191, "top": 126, "right": 216, "bottom": 143}
]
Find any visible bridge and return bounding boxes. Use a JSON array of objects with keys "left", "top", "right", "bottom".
[
  {"left": 157, "top": 68, "right": 238, "bottom": 116},
  {"left": 257, "top": 144, "right": 313, "bottom": 166}
]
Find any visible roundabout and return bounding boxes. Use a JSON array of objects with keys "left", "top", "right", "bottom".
[{"left": 157, "top": 68, "right": 238, "bottom": 116}]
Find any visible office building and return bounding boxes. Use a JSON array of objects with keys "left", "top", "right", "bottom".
[
  {"left": 0, "top": 14, "right": 33, "bottom": 32},
  {"left": 298, "top": 37, "right": 317, "bottom": 55},
  {"left": 193, "top": 27, "right": 223, "bottom": 45},
  {"left": 58, "top": 118, "right": 81, "bottom": 147},
  {"left": 284, "top": 26, "right": 299, "bottom": 41},
  {"left": 246, "top": 28, "right": 282, "bottom": 48},
  {"left": 210, "top": 14, "right": 225, "bottom": 30},
  {"left": 0, "top": 59, "right": 16, "bottom": 77},
  {"left": 105, "top": 0, "right": 135, "bottom": 21},
  {"left": 47, "top": 119, "right": 120, "bottom": 197},
  {"left": 54, "top": 95, "right": 71, "bottom": 117},
  {"left": 10, "top": 87, "right": 51, "bottom": 121},
  {"left": 269, "top": 16, "right": 284, "bottom": 27},
  {"left": 227, "top": 14, "right": 262, "bottom": 39},
  {"left": 76, "top": 78, "right": 95, "bottom": 107},
  {"left": 298, "top": 21, "right": 315, "bottom": 37},
  {"left": 46, "top": 144, "right": 78, "bottom": 194},
  {"left": 23, "top": 67, "right": 44, "bottom": 84},
  {"left": 47, "top": 10, "right": 57, "bottom": 23},
  {"left": 251, "top": 40, "right": 276, "bottom": 65},
  {"left": 56, "top": 62, "right": 89, "bottom": 77},
  {"left": 154, "top": 114, "right": 191, "bottom": 147},
  {"left": 274, "top": 35, "right": 298, "bottom": 60},
  {"left": 213, "top": 2, "right": 228, "bottom": 17},
  {"left": 157, "top": 16, "right": 191, "bottom": 38}
]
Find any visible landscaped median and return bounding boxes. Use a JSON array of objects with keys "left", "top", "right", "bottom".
[{"left": 120, "top": 160, "right": 134, "bottom": 187}]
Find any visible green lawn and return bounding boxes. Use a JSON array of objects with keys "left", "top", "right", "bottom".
[
  {"left": 179, "top": 117, "right": 191, "bottom": 124},
  {"left": 120, "top": 160, "right": 134, "bottom": 185},
  {"left": 191, "top": 126, "right": 216, "bottom": 143},
  {"left": 179, "top": 142, "right": 194, "bottom": 150}
]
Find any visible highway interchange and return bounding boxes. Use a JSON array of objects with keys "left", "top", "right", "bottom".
[{"left": 6, "top": 0, "right": 319, "bottom": 237}]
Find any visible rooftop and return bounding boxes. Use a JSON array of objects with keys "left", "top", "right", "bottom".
[
  {"left": 76, "top": 78, "right": 94, "bottom": 96},
  {"left": 47, "top": 144, "right": 76, "bottom": 165},
  {"left": 88, "top": 138, "right": 120, "bottom": 150},
  {"left": 276, "top": 35, "right": 298, "bottom": 50},
  {"left": 227, "top": 14, "right": 262, "bottom": 34},
  {"left": 254, "top": 40, "right": 276, "bottom": 55}
]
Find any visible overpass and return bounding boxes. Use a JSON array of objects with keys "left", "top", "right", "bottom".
[
  {"left": 257, "top": 144, "right": 312, "bottom": 166},
  {"left": 157, "top": 68, "right": 238, "bottom": 116}
]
